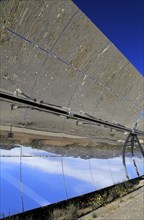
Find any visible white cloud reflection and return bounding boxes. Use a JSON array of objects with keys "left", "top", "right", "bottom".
[
  {"left": 1, "top": 146, "right": 143, "bottom": 217},
  {"left": 1, "top": 147, "right": 143, "bottom": 199},
  {"left": 1, "top": 170, "right": 50, "bottom": 207},
  {"left": 1, "top": 146, "right": 143, "bottom": 187}
]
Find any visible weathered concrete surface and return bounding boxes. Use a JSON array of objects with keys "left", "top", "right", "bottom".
[{"left": 0, "top": 0, "right": 143, "bottom": 140}]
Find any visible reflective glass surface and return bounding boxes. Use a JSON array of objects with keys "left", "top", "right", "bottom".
[
  {"left": 0, "top": 0, "right": 144, "bottom": 219},
  {"left": 0, "top": 143, "right": 143, "bottom": 218}
]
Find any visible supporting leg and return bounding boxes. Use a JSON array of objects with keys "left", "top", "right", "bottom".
[{"left": 122, "top": 133, "right": 144, "bottom": 179}]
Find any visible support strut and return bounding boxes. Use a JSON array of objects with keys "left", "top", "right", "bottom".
[{"left": 122, "top": 133, "right": 144, "bottom": 179}]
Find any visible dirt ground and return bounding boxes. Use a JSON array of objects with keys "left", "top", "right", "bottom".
[
  {"left": 79, "top": 180, "right": 144, "bottom": 220},
  {"left": 0, "top": 125, "right": 89, "bottom": 146}
]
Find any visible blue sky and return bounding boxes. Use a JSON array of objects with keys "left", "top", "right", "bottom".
[{"left": 73, "top": 0, "right": 144, "bottom": 76}]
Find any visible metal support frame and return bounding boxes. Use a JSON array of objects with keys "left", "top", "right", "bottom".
[
  {"left": 0, "top": 90, "right": 144, "bottom": 136},
  {"left": 122, "top": 132, "right": 144, "bottom": 179},
  {"left": 7, "top": 123, "right": 14, "bottom": 138},
  {"left": 1, "top": 90, "right": 144, "bottom": 179}
]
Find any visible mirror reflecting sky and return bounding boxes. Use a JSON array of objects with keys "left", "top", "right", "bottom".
[
  {"left": 0, "top": 145, "right": 143, "bottom": 218},
  {"left": 0, "top": 1, "right": 143, "bottom": 219}
]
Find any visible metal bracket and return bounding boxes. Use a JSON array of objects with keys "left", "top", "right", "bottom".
[{"left": 122, "top": 132, "right": 144, "bottom": 179}]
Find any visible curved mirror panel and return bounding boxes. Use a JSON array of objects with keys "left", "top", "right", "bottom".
[
  {"left": 0, "top": 0, "right": 144, "bottom": 219},
  {"left": 0, "top": 157, "right": 22, "bottom": 218},
  {"left": 62, "top": 157, "right": 95, "bottom": 199}
]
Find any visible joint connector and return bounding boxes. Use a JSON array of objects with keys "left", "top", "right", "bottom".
[
  {"left": 67, "top": 111, "right": 74, "bottom": 118},
  {"left": 16, "top": 88, "right": 22, "bottom": 94}
]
